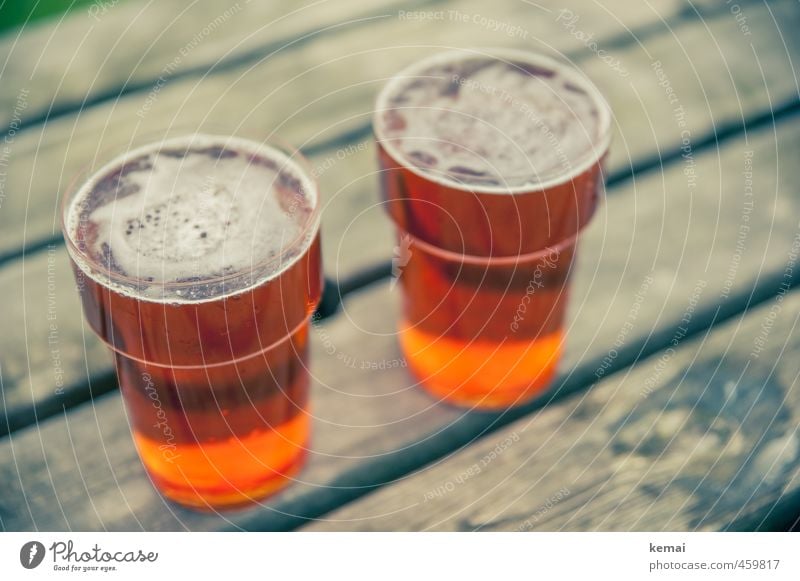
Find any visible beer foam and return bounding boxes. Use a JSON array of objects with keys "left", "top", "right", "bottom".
[
  {"left": 375, "top": 50, "right": 610, "bottom": 191},
  {"left": 66, "top": 135, "right": 317, "bottom": 303}
]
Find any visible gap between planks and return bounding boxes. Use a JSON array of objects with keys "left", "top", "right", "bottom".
[
  {"left": 0, "top": 119, "right": 797, "bottom": 530},
  {"left": 2, "top": 0, "right": 799, "bottom": 434},
  {"left": 0, "top": 0, "right": 783, "bottom": 268},
  {"left": 0, "top": 0, "right": 737, "bottom": 139},
  {"left": 4, "top": 102, "right": 796, "bottom": 437}
]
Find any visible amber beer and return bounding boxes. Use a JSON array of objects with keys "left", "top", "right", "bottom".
[
  {"left": 375, "top": 49, "right": 611, "bottom": 408},
  {"left": 62, "top": 135, "right": 322, "bottom": 509}
]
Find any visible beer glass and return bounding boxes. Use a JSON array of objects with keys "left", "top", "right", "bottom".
[
  {"left": 62, "top": 133, "right": 322, "bottom": 509},
  {"left": 374, "top": 49, "right": 611, "bottom": 408}
]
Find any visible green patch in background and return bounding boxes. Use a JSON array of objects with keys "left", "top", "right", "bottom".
[{"left": 0, "top": 0, "right": 118, "bottom": 34}]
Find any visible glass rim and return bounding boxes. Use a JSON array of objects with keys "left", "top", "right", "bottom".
[
  {"left": 60, "top": 131, "right": 322, "bottom": 293},
  {"left": 373, "top": 47, "right": 613, "bottom": 194}
]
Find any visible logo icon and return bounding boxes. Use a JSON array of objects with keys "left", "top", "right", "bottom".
[
  {"left": 20, "top": 541, "right": 46, "bottom": 569},
  {"left": 390, "top": 233, "right": 413, "bottom": 290}
]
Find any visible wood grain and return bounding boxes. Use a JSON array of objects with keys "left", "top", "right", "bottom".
[
  {"left": 2, "top": 0, "right": 797, "bottom": 436},
  {"left": 0, "top": 0, "right": 714, "bottom": 427},
  {"left": 0, "top": 116, "right": 796, "bottom": 530},
  {"left": 0, "top": 246, "right": 113, "bottom": 435},
  {"left": 320, "top": 0, "right": 800, "bottom": 278},
  {"left": 1, "top": 0, "right": 739, "bottom": 262},
  {"left": 303, "top": 287, "right": 800, "bottom": 531},
  {"left": 0, "top": 0, "right": 432, "bottom": 131}
]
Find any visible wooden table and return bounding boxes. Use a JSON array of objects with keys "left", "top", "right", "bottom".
[{"left": 1, "top": 0, "right": 799, "bottom": 531}]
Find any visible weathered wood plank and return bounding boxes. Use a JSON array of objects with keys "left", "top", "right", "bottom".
[
  {"left": 1, "top": 117, "right": 796, "bottom": 530},
  {"left": 1, "top": 0, "right": 796, "bottom": 273},
  {"left": 1, "top": 0, "right": 797, "bottom": 436},
  {"left": 303, "top": 288, "right": 800, "bottom": 531},
  {"left": 0, "top": 247, "right": 114, "bottom": 436},
  {"left": 0, "top": 0, "right": 702, "bottom": 429},
  {"left": 250, "top": 0, "right": 800, "bottom": 277},
  {"left": 0, "top": 0, "right": 704, "bottom": 263},
  {"left": 0, "top": 0, "right": 433, "bottom": 131}
]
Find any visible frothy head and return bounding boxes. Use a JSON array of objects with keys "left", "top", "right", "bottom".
[
  {"left": 65, "top": 135, "right": 318, "bottom": 302},
  {"left": 375, "top": 49, "right": 611, "bottom": 191}
]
